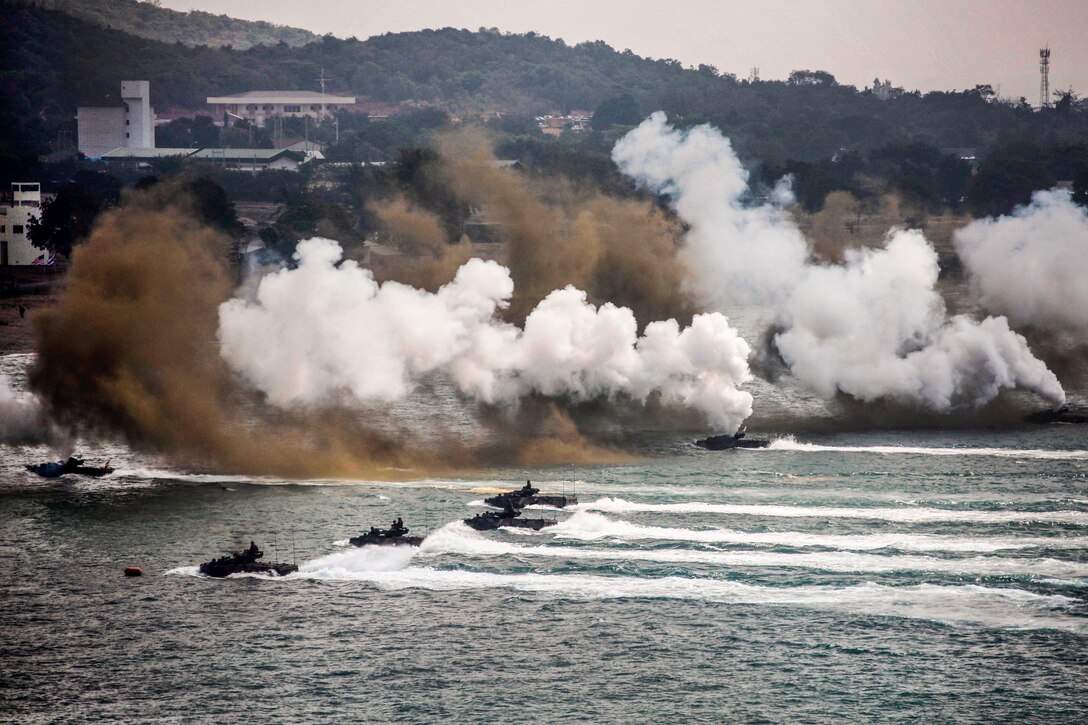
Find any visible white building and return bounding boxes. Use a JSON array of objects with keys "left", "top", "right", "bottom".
[
  {"left": 77, "top": 81, "right": 156, "bottom": 158},
  {"left": 0, "top": 183, "right": 44, "bottom": 267},
  {"left": 206, "top": 91, "right": 356, "bottom": 127}
]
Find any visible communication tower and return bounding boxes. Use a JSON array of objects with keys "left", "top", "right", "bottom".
[{"left": 1040, "top": 47, "right": 1051, "bottom": 109}]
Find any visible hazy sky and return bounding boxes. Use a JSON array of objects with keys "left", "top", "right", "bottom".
[{"left": 162, "top": 0, "right": 1087, "bottom": 103}]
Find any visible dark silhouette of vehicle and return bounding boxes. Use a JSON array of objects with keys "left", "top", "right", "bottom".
[
  {"left": 198, "top": 541, "right": 297, "bottom": 578},
  {"left": 25, "top": 456, "right": 114, "bottom": 478},
  {"left": 349, "top": 517, "right": 423, "bottom": 547},
  {"left": 484, "top": 480, "right": 577, "bottom": 509},
  {"left": 694, "top": 426, "right": 770, "bottom": 451},
  {"left": 464, "top": 503, "right": 557, "bottom": 532},
  {"left": 1025, "top": 404, "right": 1088, "bottom": 425}
]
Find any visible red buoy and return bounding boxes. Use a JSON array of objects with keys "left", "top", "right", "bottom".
[{"left": 123, "top": 566, "right": 143, "bottom": 577}]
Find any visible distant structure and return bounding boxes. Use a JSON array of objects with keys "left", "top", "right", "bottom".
[
  {"left": 100, "top": 147, "right": 308, "bottom": 173},
  {"left": 536, "top": 110, "right": 592, "bottom": 137},
  {"left": 77, "top": 81, "right": 156, "bottom": 158},
  {"left": 748, "top": 67, "right": 760, "bottom": 83},
  {"left": 0, "top": 183, "right": 44, "bottom": 266},
  {"left": 1040, "top": 47, "right": 1051, "bottom": 109},
  {"left": 206, "top": 91, "right": 356, "bottom": 127}
]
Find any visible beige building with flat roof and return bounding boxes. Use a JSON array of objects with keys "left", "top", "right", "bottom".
[{"left": 207, "top": 91, "right": 356, "bottom": 127}]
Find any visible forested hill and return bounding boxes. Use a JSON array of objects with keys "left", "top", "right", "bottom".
[
  {"left": 14, "top": 0, "right": 316, "bottom": 49},
  {"left": 4, "top": 1, "right": 1087, "bottom": 165}
]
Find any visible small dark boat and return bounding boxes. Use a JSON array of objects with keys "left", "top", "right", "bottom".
[
  {"left": 1025, "top": 404, "right": 1088, "bottom": 425},
  {"left": 464, "top": 505, "right": 557, "bottom": 532},
  {"left": 694, "top": 427, "right": 769, "bottom": 451},
  {"left": 25, "top": 456, "right": 114, "bottom": 478},
  {"left": 349, "top": 518, "right": 423, "bottom": 547},
  {"left": 484, "top": 480, "right": 578, "bottom": 510},
  {"left": 198, "top": 542, "right": 298, "bottom": 578}
]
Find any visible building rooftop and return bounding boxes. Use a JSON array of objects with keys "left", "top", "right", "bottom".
[
  {"left": 188, "top": 148, "right": 305, "bottom": 161},
  {"left": 207, "top": 91, "right": 356, "bottom": 104},
  {"left": 101, "top": 148, "right": 197, "bottom": 158}
]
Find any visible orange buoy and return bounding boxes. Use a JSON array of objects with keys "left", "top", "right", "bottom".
[{"left": 123, "top": 566, "right": 143, "bottom": 577}]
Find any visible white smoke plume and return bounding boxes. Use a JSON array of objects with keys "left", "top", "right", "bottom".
[
  {"left": 218, "top": 238, "right": 754, "bottom": 430},
  {"left": 955, "top": 189, "right": 1088, "bottom": 334},
  {"left": 613, "top": 112, "right": 1065, "bottom": 409}
]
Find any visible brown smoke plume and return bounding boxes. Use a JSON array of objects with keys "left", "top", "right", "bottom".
[
  {"left": 29, "top": 183, "right": 636, "bottom": 477},
  {"left": 369, "top": 196, "right": 472, "bottom": 291},
  {"left": 428, "top": 127, "right": 694, "bottom": 326}
]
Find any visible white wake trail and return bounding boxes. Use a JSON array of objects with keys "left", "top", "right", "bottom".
[
  {"left": 550, "top": 511, "right": 1088, "bottom": 552},
  {"left": 767, "top": 437, "right": 1088, "bottom": 460},
  {"left": 580, "top": 498, "right": 1088, "bottom": 524},
  {"left": 274, "top": 565, "right": 1083, "bottom": 632},
  {"left": 416, "top": 523, "right": 1088, "bottom": 579}
]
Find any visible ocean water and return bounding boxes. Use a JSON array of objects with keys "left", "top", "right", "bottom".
[{"left": 2, "top": 355, "right": 1088, "bottom": 722}]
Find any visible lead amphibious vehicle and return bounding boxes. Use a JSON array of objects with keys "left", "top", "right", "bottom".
[{"left": 198, "top": 542, "right": 298, "bottom": 578}]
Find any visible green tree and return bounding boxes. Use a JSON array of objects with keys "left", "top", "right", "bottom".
[
  {"left": 592, "top": 94, "right": 641, "bottom": 130},
  {"left": 27, "top": 185, "right": 103, "bottom": 257},
  {"left": 1072, "top": 166, "right": 1088, "bottom": 207},
  {"left": 967, "top": 148, "right": 1055, "bottom": 217}
]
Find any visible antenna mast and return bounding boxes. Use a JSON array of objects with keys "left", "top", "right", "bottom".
[
  {"left": 317, "top": 68, "right": 328, "bottom": 118},
  {"left": 1039, "top": 47, "right": 1051, "bottom": 109}
]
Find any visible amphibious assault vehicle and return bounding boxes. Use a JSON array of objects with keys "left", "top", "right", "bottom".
[
  {"left": 1025, "top": 404, "right": 1088, "bottom": 425},
  {"left": 484, "top": 481, "right": 578, "bottom": 510},
  {"left": 25, "top": 456, "right": 114, "bottom": 478},
  {"left": 464, "top": 504, "right": 557, "bottom": 532},
  {"left": 694, "top": 427, "right": 770, "bottom": 451},
  {"left": 198, "top": 542, "right": 298, "bottom": 578},
  {"left": 349, "top": 518, "right": 423, "bottom": 547}
]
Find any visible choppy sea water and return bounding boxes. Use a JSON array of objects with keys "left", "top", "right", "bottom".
[{"left": 2, "top": 355, "right": 1088, "bottom": 722}]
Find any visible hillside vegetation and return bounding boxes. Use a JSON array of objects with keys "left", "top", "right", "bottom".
[
  {"left": 14, "top": 0, "right": 316, "bottom": 49},
  {"left": 2, "top": 1, "right": 1087, "bottom": 219}
]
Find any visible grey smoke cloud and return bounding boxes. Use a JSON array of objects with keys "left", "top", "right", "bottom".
[{"left": 613, "top": 112, "right": 1065, "bottom": 410}]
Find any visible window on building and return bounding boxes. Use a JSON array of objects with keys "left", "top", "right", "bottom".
[
  {"left": 1, "top": 225, "right": 5, "bottom": 233},
  {"left": 263, "top": 105, "right": 274, "bottom": 111},
  {"left": 126, "top": 120, "right": 130, "bottom": 125},
  {"left": 125, "top": 132, "right": 130, "bottom": 138},
  {"left": 246, "top": 105, "right": 258, "bottom": 111},
  {"left": 284, "top": 105, "right": 301, "bottom": 113},
  {"left": 310, "top": 105, "right": 320, "bottom": 111},
  {"left": 13, "top": 224, "right": 24, "bottom": 234}
]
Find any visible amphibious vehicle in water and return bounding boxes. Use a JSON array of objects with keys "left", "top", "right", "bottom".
[
  {"left": 349, "top": 518, "right": 423, "bottom": 547},
  {"left": 464, "top": 504, "right": 557, "bottom": 532},
  {"left": 694, "top": 427, "right": 770, "bottom": 451},
  {"left": 1025, "top": 404, "right": 1088, "bottom": 425},
  {"left": 25, "top": 456, "right": 114, "bottom": 478},
  {"left": 483, "top": 480, "right": 578, "bottom": 510},
  {"left": 198, "top": 541, "right": 298, "bottom": 578}
]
